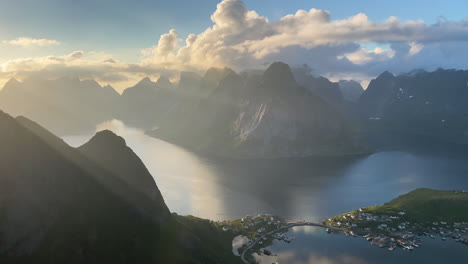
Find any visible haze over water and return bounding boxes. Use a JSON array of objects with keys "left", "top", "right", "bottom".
[{"left": 63, "top": 120, "right": 468, "bottom": 222}]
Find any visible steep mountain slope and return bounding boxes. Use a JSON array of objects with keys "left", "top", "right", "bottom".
[
  {"left": 152, "top": 68, "right": 239, "bottom": 139},
  {"left": 338, "top": 80, "right": 364, "bottom": 102},
  {"left": 0, "top": 110, "right": 240, "bottom": 264},
  {"left": 359, "top": 69, "right": 468, "bottom": 144},
  {"left": 118, "top": 77, "right": 180, "bottom": 129},
  {"left": 0, "top": 77, "right": 119, "bottom": 135},
  {"left": 150, "top": 62, "right": 364, "bottom": 158}
]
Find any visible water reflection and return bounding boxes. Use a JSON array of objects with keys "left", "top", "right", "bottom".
[
  {"left": 63, "top": 120, "right": 468, "bottom": 263},
  {"left": 64, "top": 120, "right": 228, "bottom": 218},
  {"left": 63, "top": 120, "right": 468, "bottom": 222},
  {"left": 255, "top": 227, "right": 468, "bottom": 264}
]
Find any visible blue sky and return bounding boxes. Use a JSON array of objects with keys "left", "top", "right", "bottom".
[
  {"left": 1, "top": 0, "right": 466, "bottom": 56},
  {"left": 0, "top": 0, "right": 467, "bottom": 90}
]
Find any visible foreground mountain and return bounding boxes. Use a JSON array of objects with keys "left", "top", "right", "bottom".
[
  {"left": 359, "top": 69, "right": 468, "bottom": 144},
  {"left": 0, "top": 77, "right": 119, "bottom": 135},
  {"left": 149, "top": 62, "right": 366, "bottom": 158},
  {"left": 0, "top": 110, "right": 239, "bottom": 264}
]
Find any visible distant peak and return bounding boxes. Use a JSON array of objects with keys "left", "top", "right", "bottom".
[
  {"left": 263, "top": 62, "right": 296, "bottom": 86},
  {"left": 219, "top": 71, "right": 242, "bottom": 85},
  {"left": 204, "top": 67, "right": 235, "bottom": 78},
  {"left": 265, "top": 62, "right": 292, "bottom": 75},
  {"left": 137, "top": 77, "right": 153, "bottom": 85},
  {"left": 102, "top": 84, "right": 120, "bottom": 96},
  {"left": 156, "top": 76, "right": 173, "bottom": 89},
  {"left": 80, "top": 79, "right": 102, "bottom": 89},
  {"left": 156, "top": 76, "right": 169, "bottom": 82},
  {"left": 3, "top": 78, "right": 22, "bottom": 89},
  {"left": 202, "top": 67, "right": 236, "bottom": 86},
  {"left": 87, "top": 130, "right": 127, "bottom": 148},
  {"left": 378, "top": 71, "right": 395, "bottom": 79}
]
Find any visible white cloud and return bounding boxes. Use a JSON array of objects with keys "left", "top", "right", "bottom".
[
  {"left": 2, "top": 0, "right": 468, "bottom": 90},
  {"left": 138, "top": 0, "right": 468, "bottom": 81},
  {"left": 2, "top": 37, "right": 60, "bottom": 47},
  {"left": 344, "top": 47, "right": 395, "bottom": 65}
]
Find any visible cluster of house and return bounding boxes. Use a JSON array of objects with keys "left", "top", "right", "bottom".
[
  {"left": 221, "top": 214, "right": 286, "bottom": 242},
  {"left": 324, "top": 209, "right": 468, "bottom": 251},
  {"left": 426, "top": 221, "right": 468, "bottom": 245}
]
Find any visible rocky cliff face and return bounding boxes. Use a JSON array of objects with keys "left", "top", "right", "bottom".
[
  {"left": 229, "top": 62, "right": 353, "bottom": 157},
  {"left": 150, "top": 62, "right": 363, "bottom": 158}
]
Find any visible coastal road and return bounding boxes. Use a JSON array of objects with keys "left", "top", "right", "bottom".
[{"left": 240, "top": 222, "right": 329, "bottom": 264}]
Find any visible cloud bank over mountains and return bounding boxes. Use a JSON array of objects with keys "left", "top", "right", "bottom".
[{"left": 1, "top": 0, "right": 468, "bottom": 90}]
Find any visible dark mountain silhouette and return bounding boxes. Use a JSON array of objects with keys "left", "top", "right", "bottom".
[
  {"left": 0, "top": 110, "right": 239, "bottom": 264},
  {"left": 338, "top": 80, "right": 364, "bottom": 102},
  {"left": 150, "top": 62, "right": 365, "bottom": 158},
  {"left": 0, "top": 63, "right": 367, "bottom": 158},
  {"left": 0, "top": 77, "right": 119, "bottom": 135},
  {"left": 359, "top": 69, "right": 468, "bottom": 144},
  {"left": 118, "top": 76, "right": 180, "bottom": 129},
  {"left": 178, "top": 71, "right": 202, "bottom": 92}
]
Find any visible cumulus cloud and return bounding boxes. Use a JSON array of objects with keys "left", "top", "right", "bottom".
[
  {"left": 2, "top": 37, "right": 60, "bottom": 47},
  {"left": 141, "top": 0, "right": 468, "bottom": 82},
  {"left": 2, "top": 0, "right": 468, "bottom": 90},
  {"left": 344, "top": 47, "right": 395, "bottom": 65}
]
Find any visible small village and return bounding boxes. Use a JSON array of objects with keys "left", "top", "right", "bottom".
[
  {"left": 323, "top": 208, "right": 468, "bottom": 251},
  {"left": 218, "top": 214, "right": 295, "bottom": 263}
]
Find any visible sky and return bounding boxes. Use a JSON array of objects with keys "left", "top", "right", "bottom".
[{"left": 1, "top": 0, "right": 468, "bottom": 91}]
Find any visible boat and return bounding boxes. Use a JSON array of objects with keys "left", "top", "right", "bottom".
[{"left": 388, "top": 246, "right": 396, "bottom": 251}]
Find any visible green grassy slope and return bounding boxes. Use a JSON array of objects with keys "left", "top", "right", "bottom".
[{"left": 365, "top": 188, "right": 468, "bottom": 222}]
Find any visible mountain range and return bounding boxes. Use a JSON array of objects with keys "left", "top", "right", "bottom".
[
  {"left": 149, "top": 62, "right": 365, "bottom": 158},
  {"left": 0, "top": 62, "right": 368, "bottom": 158},
  {"left": 3, "top": 63, "right": 468, "bottom": 156},
  {"left": 0, "top": 77, "right": 119, "bottom": 135},
  {"left": 0, "top": 110, "right": 239, "bottom": 264},
  {"left": 359, "top": 68, "right": 468, "bottom": 144}
]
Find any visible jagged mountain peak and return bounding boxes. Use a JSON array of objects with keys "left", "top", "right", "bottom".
[
  {"left": 129, "top": 77, "right": 157, "bottom": 90},
  {"left": 155, "top": 76, "right": 173, "bottom": 89},
  {"left": 263, "top": 62, "right": 297, "bottom": 88},
  {"left": 203, "top": 67, "right": 236, "bottom": 84},
  {"left": 3, "top": 77, "right": 22, "bottom": 88},
  {"left": 81, "top": 79, "right": 102, "bottom": 89},
  {"left": 377, "top": 71, "right": 395, "bottom": 80},
  {"left": 84, "top": 130, "right": 127, "bottom": 149},
  {"left": 102, "top": 84, "right": 120, "bottom": 96}
]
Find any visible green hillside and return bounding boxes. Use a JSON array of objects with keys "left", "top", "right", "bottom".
[{"left": 366, "top": 188, "right": 468, "bottom": 222}]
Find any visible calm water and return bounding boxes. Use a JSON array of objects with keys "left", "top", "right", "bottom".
[
  {"left": 63, "top": 120, "right": 468, "bottom": 263},
  {"left": 255, "top": 226, "right": 468, "bottom": 264}
]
